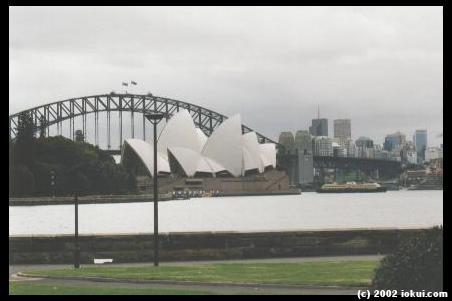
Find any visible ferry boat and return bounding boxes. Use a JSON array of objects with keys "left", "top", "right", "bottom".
[{"left": 317, "top": 182, "right": 387, "bottom": 193}]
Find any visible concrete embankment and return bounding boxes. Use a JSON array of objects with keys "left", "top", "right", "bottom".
[
  {"left": 9, "top": 229, "right": 424, "bottom": 264},
  {"left": 9, "top": 194, "right": 173, "bottom": 206},
  {"left": 218, "top": 190, "right": 300, "bottom": 197},
  {"left": 9, "top": 190, "right": 301, "bottom": 206}
]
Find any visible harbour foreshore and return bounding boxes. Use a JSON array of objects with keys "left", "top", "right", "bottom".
[
  {"left": 9, "top": 228, "right": 426, "bottom": 264},
  {"left": 9, "top": 190, "right": 301, "bottom": 206}
]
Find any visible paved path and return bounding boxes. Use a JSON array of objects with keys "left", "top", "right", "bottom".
[{"left": 10, "top": 255, "right": 382, "bottom": 295}]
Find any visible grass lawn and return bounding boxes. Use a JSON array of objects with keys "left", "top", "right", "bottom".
[
  {"left": 23, "top": 260, "right": 379, "bottom": 287},
  {"left": 9, "top": 282, "right": 213, "bottom": 295}
]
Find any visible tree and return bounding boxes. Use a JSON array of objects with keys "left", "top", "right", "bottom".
[
  {"left": 372, "top": 226, "right": 443, "bottom": 291},
  {"left": 34, "top": 136, "right": 135, "bottom": 196},
  {"left": 14, "top": 112, "right": 36, "bottom": 167},
  {"left": 9, "top": 165, "right": 35, "bottom": 197},
  {"left": 10, "top": 134, "right": 137, "bottom": 197}
]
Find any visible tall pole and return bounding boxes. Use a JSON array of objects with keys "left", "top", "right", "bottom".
[
  {"left": 153, "top": 121, "right": 159, "bottom": 266},
  {"left": 145, "top": 111, "right": 164, "bottom": 267},
  {"left": 74, "top": 193, "right": 80, "bottom": 269}
]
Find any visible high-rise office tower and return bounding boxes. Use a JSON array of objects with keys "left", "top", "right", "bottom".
[
  {"left": 309, "top": 105, "right": 328, "bottom": 137},
  {"left": 334, "top": 119, "right": 351, "bottom": 139},
  {"left": 278, "top": 131, "right": 295, "bottom": 155},
  {"left": 313, "top": 136, "right": 333, "bottom": 156},
  {"left": 414, "top": 129, "right": 427, "bottom": 162},
  {"left": 384, "top": 131, "right": 406, "bottom": 151},
  {"left": 294, "top": 130, "right": 312, "bottom": 155},
  {"left": 309, "top": 119, "right": 328, "bottom": 137},
  {"left": 295, "top": 130, "right": 313, "bottom": 184}
]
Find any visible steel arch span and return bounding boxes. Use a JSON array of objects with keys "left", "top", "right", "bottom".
[{"left": 9, "top": 93, "right": 278, "bottom": 150}]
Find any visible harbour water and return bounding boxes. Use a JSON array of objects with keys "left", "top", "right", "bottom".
[{"left": 9, "top": 190, "right": 443, "bottom": 236}]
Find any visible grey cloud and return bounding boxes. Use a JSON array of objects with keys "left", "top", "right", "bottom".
[{"left": 9, "top": 6, "right": 443, "bottom": 147}]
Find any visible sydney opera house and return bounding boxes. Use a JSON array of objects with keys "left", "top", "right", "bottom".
[{"left": 121, "top": 110, "right": 290, "bottom": 194}]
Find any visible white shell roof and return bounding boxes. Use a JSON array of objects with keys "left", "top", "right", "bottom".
[
  {"left": 242, "top": 132, "right": 264, "bottom": 173},
  {"left": 259, "top": 143, "right": 277, "bottom": 168},
  {"left": 203, "top": 156, "right": 228, "bottom": 173},
  {"left": 121, "top": 139, "right": 171, "bottom": 177},
  {"left": 122, "top": 112, "right": 276, "bottom": 178},
  {"left": 157, "top": 109, "right": 203, "bottom": 159},
  {"left": 195, "top": 128, "right": 208, "bottom": 150},
  {"left": 201, "top": 114, "right": 244, "bottom": 177},
  {"left": 168, "top": 146, "right": 221, "bottom": 177}
]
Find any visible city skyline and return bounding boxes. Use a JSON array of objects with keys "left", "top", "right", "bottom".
[
  {"left": 9, "top": 7, "right": 443, "bottom": 146},
  {"left": 281, "top": 119, "right": 438, "bottom": 148}
]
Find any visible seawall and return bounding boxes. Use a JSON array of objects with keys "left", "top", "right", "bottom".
[
  {"left": 9, "top": 194, "right": 173, "bottom": 206},
  {"left": 9, "top": 229, "right": 424, "bottom": 264},
  {"left": 9, "top": 190, "right": 300, "bottom": 206}
]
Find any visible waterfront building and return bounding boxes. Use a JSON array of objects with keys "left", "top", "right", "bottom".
[
  {"left": 356, "top": 136, "right": 374, "bottom": 148},
  {"left": 332, "top": 138, "right": 347, "bottom": 157},
  {"left": 375, "top": 149, "right": 391, "bottom": 160},
  {"left": 414, "top": 129, "right": 427, "bottom": 163},
  {"left": 366, "top": 147, "right": 376, "bottom": 159},
  {"left": 343, "top": 138, "right": 356, "bottom": 157},
  {"left": 399, "top": 141, "right": 417, "bottom": 164},
  {"left": 294, "top": 130, "right": 314, "bottom": 184},
  {"left": 313, "top": 136, "right": 333, "bottom": 156},
  {"left": 404, "top": 140, "right": 416, "bottom": 150},
  {"left": 297, "top": 154, "right": 314, "bottom": 184},
  {"left": 355, "top": 137, "right": 374, "bottom": 159},
  {"left": 278, "top": 131, "right": 295, "bottom": 155},
  {"left": 406, "top": 150, "right": 418, "bottom": 165},
  {"left": 425, "top": 146, "right": 443, "bottom": 162},
  {"left": 333, "top": 119, "right": 351, "bottom": 139},
  {"left": 384, "top": 131, "right": 406, "bottom": 151},
  {"left": 389, "top": 149, "right": 402, "bottom": 161},
  {"left": 294, "top": 130, "right": 312, "bottom": 154},
  {"left": 332, "top": 141, "right": 347, "bottom": 157},
  {"left": 309, "top": 118, "right": 328, "bottom": 137},
  {"left": 122, "top": 109, "right": 276, "bottom": 178}
]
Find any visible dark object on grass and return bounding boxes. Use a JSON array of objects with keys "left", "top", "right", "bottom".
[{"left": 372, "top": 226, "right": 443, "bottom": 291}]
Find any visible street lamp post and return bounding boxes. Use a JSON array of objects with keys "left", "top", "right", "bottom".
[
  {"left": 74, "top": 192, "right": 80, "bottom": 269},
  {"left": 50, "top": 170, "right": 56, "bottom": 197},
  {"left": 145, "top": 112, "right": 165, "bottom": 267}
]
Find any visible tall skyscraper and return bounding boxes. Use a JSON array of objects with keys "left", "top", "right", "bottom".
[
  {"left": 278, "top": 131, "right": 295, "bottom": 155},
  {"left": 294, "top": 130, "right": 313, "bottom": 184},
  {"left": 333, "top": 119, "right": 351, "bottom": 139},
  {"left": 309, "top": 119, "right": 328, "bottom": 137},
  {"left": 294, "top": 130, "right": 312, "bottom": 155},
  {"left": 356, "top": 136, "right": 374, "bottom": 158},
  {"left": 356, "top": 136, "right": 374, "bottom": 148},
  {"left": 309, "top": 105, "right": 328, "bottom": 137},
  {"left": 414, "top": 129, "right": 427, "bottom": 162},
  {"left": 313, "top": 136, "right": 333, "bottom": 156},
  {"left": 384, "top": 131, "right": 406, "bottom": 151}
]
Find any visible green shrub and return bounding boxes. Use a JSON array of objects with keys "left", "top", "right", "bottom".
[
  {"left": 9, "top": 136, "right": 136, "bottom": 196},
  {"left": 372, "top": 226, "right": 443, "bottom": 291},
  {"left": 9, "top": 164, "right": 35, "bottom": 197}
]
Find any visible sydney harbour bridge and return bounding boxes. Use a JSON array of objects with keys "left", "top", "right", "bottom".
[
  {"left": 9, "top": 92, "right": 401, "bottom": 178},
  {"left": 9, "top": 93, "right": 278, "bottom": 155}
]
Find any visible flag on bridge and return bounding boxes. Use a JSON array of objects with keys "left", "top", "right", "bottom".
[
  {"left": 131, "top": 81, "right": 137, "bottom": 85},
  {"left": 122, "top": 82, "right": 128, "bottom": 86}
]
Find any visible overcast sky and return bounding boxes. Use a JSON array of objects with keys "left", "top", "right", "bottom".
[{"left": 9, "top": 6, "right": 443, "bottom": 147}]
